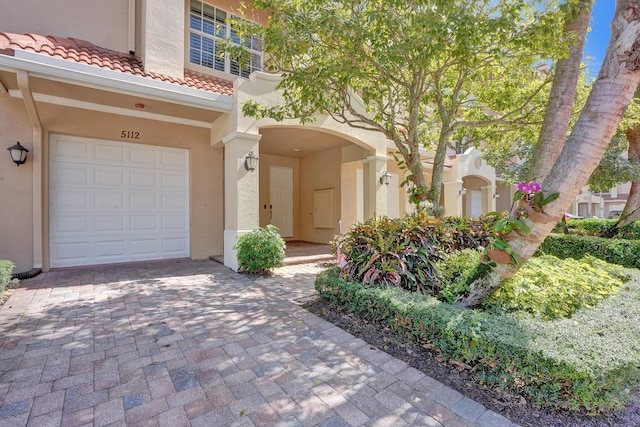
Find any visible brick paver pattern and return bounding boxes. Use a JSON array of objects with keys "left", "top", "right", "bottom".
[{"left": 0, "top": 260, "right": 517, "bottom": 427}]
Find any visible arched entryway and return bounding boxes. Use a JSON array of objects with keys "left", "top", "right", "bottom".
[{"left": 461, "top": 175, "right": 494, "bottom": 217}]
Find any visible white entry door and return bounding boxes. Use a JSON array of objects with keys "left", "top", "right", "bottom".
[
  {"left": 49, "top": 134, "right": 190, "bottom": 267},
  {"left": 471, "top": 190, "right": 483, "bottom": 216},
  {"left": 270, "top": 166, "right": 294, "bottom": 237}
]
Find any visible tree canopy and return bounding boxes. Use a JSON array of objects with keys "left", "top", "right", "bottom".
[{"left": 241, "top": 0, "right": 569, "bottom": 209}]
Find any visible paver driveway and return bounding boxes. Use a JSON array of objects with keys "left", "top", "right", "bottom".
[{"left": 0, "top": 260, "right": 516, "bottom": 427}]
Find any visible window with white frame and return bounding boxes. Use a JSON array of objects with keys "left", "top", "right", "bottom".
[{"left": 189, "top": 0, "right": 262, "bottom": 78}]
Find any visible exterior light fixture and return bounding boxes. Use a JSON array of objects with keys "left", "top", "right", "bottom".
[
  {"left": 7, "top": 141, "right": 28, "bottom": 166},
  {"left": 459, "top": 187, "right": 467, "bottom": 196},
  {"left": 244, "top": 151, "right": 258, "bottom": 172},
  {"left": 493, "top": 192, "right": 500, "bottom": 199},
  {"left": 380, "top": 171, "right": 392, "bottom": 185}
]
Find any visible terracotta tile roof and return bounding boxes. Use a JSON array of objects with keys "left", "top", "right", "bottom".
[{"left": 0, "top": 32, "right": 233, "bottom": 96}]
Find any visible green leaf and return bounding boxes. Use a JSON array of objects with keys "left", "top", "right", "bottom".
[{"left": 541, "top": 192, "right": 560, "bottom": 206}]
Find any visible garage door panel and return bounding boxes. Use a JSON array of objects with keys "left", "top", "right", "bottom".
[
  {"left": 51, "top": 241, "right": 92, "bottom": 266},
  {"left": 162, "top": 193, "right": 187, "bottom": 209},
  {"left": 94, "top": 168, "right": 126, "bottom": 187},
  {"left": 94, "top": 142, "right": 126, "bottom": 163},
  {"left": 162, "top": 238, "right": 188, "bottom": 254},
  {"left": 52, "top": 216, "right": 88, "bottom": 233},
  {"left": 130, "top": 239, "right": 161, "bottom": 257},
  {"left": 94, "top": 240, "right": 126, "bottom": 258},
  {"left": 161, "top": 172, "right": 187, "bottom": 189},
  {"left": 130, "top": 146, "right": 158, "bottom": 165},
  {"left": 130, "top": 171, "right": 158, "bottom": 188},
  {"left": 54, "top": 190, "right": 89, "bottom": 210},
  {"left": 52, "top": 139, "right": 90, "bottom": 160},
  {"left": 94, "top": 216, "right": 126, "bottom": 232},
  {"left": 130, "top": 193, "right": 158, "bottom": 209},
  {"left": 50, "top": 135, "right": 190, "bottom": 268},
  {"left": 94, "top": 192, "right": 125, "bottom": 209},
  {"left": 162, "top": 150, "right": 188, "bottom": 167},
  {"left": 130, "top": 216, "right": 158, "bottom": 231},
  {"left": 162, "top": 216, "right": 187, "bottom": 230},
  {"left": 53, "top": 166, "right": 89, "bottom": 187}
]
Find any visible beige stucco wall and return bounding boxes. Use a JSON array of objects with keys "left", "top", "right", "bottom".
[
  {"left": 299, "top": 148, "right": 343, "bottom": 243},
  {"left": 0, "top": 96, "right": 224, "bottom": 272},
  {"left": 0, "top": 96, "right": 35, "bottom": 273},
  {"left": 0, "top": 0, "right": 130, "bottom": 53}
]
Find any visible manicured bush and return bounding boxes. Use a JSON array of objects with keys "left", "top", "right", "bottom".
[
  {"left": 435, "top": 249, "right": 484, "bottom": 304},
  {"left": 489, "top": 255, "right": 628, "bottom": 319},
  {"left": 0, "top": 260, "right": 14, "bottom": 294},
  {"left": 552, "top": 218, "right": 640, "bottom": 239},
  {"left": 539, "top": 233, "right": 640, "bottom": 268},
  {"left": 234, "top": 225, "right": 286, "bottom": 274},
  {"left": 335, "top": 214, "right": 445, "bottom": 294},
  {"left": 315, "top": 267, "right": 640, "bottom": 412}
]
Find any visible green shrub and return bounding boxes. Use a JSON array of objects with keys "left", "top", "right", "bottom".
[
  {"left": 539, "top": 233, "right": 640, "bottom": 268},
  {"left": 0, "top": 260, "right": 14, "bottom": 294},
  {"left": 335, "top": 214, "right": 444, "bottom": 294},
  {"left": 435, "top": 249, "right": 484, "bottom": 304},
  {"left": 489, "top": 255, "right": 628, "bottom": 319},
  {"left": 315, "top": 267, "right": 640, "bottom": 412},
  {"left": 552, "top": 218, "right": 640, "bottom": 239},
  {"left": 441, "top": 216, "right": 494, "bottom": 251},
  {"left": 234, "top": 225, "right": 285, "bottom": 274}
]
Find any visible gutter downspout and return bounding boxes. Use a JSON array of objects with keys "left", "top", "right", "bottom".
[{"left": 14, "top": 70, "right": 43, "bottom": 279}]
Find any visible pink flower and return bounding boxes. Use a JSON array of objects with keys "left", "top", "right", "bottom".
[
  {"left": 517, "top": 181, "right": 531, "bottom": 193},
  {"left": 517, "top": 181, "right": 541, "bottom": 194},
  {"left": 530, "top": 182, "right": 541, "bottom": 193}
]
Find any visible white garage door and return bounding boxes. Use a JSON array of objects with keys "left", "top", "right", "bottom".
[{"left": 50, "top": 135, "right": 189, "bottom": 268}]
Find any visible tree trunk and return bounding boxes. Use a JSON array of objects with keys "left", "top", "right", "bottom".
[
  {"left": 528, "top": 1, "right": 593, "bottom": 181},
  {"left": 429, "top": 127, "right": 453, "bottom": 211},
  {"left": 458, "top": 0, "right": 640, "bottom": 308},
  {"left": 617, "top": 122, "right": 640, "bottom": 226}
]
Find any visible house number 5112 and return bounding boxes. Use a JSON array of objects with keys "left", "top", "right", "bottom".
[{"left": 120, "top": 131, "right": 140, "bottom": 139}]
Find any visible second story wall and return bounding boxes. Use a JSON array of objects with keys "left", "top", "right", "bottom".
[{"left": 1, "top": 0, "right": 131, "bottom": 54}]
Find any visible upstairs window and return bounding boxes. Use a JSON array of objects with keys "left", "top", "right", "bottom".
[{"left": 189, "top": 0, "right": 262, "bottom": 78}]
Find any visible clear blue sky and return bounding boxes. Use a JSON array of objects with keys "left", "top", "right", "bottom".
[{"left": 584, "top": 1, "right": 615, "bottom": 77}]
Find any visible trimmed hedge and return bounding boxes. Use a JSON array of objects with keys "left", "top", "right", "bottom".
[
  {"left": 0, "top": 260, "right": 14, "bottom": 293},
  {"left": 315, "top": 267, "right": 640, "bottom": 412},
  {"left": 553, "top": 218, "right": 640, "bottom": 240},
  {"left": 539, "top": 233, "right": 640, "bottom": 268}
]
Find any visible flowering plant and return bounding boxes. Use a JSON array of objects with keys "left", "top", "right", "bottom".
[
  {"left": 482, "top": 181, "right": 558, "bottom": 266},
  {"left": 513, "top": 181, "right": 559, "bottom": 213}
]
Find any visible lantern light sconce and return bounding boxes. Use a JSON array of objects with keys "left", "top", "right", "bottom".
[
  {"left": 493, "top": 192, "right": 500, "bottom": 199},
  {"left": 244, "top": 151, "right": 258, "bottom": 172},
  {"left": 380, "top": 171, "right": 392, "bottom": 185},
  {"left": 459, "top": 187, "right": 467, "bottom": 196},
  {"left": 7, "top": 141, "right": 28, "bottom": 166}
]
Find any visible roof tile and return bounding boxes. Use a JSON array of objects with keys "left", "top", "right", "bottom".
[{"left": 0, "top": 32, "right": 233, "bottom": 96}]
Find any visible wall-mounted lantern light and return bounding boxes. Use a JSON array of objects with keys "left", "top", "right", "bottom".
[
  {"left": 493, "top": 192, "right": 500, "bottom": 199},
  {"left": 380, "top": 171, "right": 392, "bottom": 185},
  {"left": 7, "top": 142, "right": 28, "bottom": 166},
  {"left": 459, "top": 187, "right": 467, "bottom": 196},
  {"left": 244, "top": 151, "right": 258, "bottom": 172}
]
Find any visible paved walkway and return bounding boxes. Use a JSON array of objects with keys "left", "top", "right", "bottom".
[{"left": 0, "top": 260, "right": 517, "bottom": 427}]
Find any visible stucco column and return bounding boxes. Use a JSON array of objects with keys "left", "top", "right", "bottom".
[
  {"left": 222, "top": 131, "right": 261, "bottom": 271},
  {"left": 141, "top": 0, "right": 184, "bottom": 79},
  {"left": 443, "top": 180, "right": 462, "bottom": 216},
  {"left": 362, "top": 155, "right": 388, "bottom": 218}
]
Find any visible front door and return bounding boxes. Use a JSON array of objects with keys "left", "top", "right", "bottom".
[{"left": 270, "top": 166, "right": 294, "bottom": 237}]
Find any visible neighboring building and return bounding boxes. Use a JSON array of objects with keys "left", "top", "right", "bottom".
[{"left": 0, "top": 0, "right": 501, "bottom": 274}]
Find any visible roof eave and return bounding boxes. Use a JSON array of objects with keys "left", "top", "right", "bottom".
[{"left": 0, "top": 50, "right": 233, "bottom": 113}]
